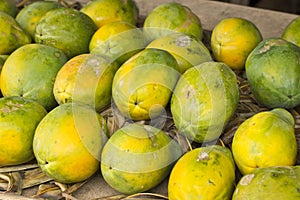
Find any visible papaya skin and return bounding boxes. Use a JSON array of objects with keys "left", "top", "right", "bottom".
[
  {"left": 171, "top": 61, "right": 239, "bottom": 143},
  {"left": 168, "top": 145, "right": 236, "bottom": 200},
  {"left": 232, "top": 108, "right": 297, "bottom": 175},
  {"left": 245, "top": 38, "right": 300, "bottom": 109},
  {"left": 232, "top": 166, "right": 300, "bottom": 199},
  {"left": 16, "top": 1, "right": 62, "bottom": 39},
  {"left": 33, "top": 103, "right": 108, "bottom": 184},
  {"left": 0, "top": 96, "right": 47, "bottom": 166},
  {"left": 112, "top": 48, "right": 180, "bottom": 121},
  {"left": 146, "top": 32, "right": 212, "bottom": 73},
  {"left": 0, "top": 44, "right": 67, "bottom": 110},
  {"left": 211, "top": 17, "right": 262, "bottom": 70},
  {"left": 282, "top": 16, "right": 300, "bottom": 47},
  {"left": 143, "top": 2, "right": 203, "bottom": 42},
  {"left": 53, "top": 53, "right": 119, "bottom": 112},
  {"left": 0, "top": 12, "right": 31, "bottom": 55},
  {"left": 0, "top": 0, "right": 18, "bottom": 17},
  {"left": 35, "top": 7, "right": 97, "bottom": 59},
  {"left": 101, "top": 124, "right": 182, "bottom": 194},
  {"left": 80, "top": 0, "right": 138, "bottom": 28},
  {"left": 89, "top": 21, "right": 147, "bottom": 65}
]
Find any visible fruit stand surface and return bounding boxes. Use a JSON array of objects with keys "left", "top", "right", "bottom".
[{"left": 2, "top": 0, "right": 299, "bottom": 199}]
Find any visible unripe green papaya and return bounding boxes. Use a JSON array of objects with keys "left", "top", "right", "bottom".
[
  {"left": 171, "top": 61, "right": 239, "bottom": 143},
  {"left": 232, "top": 166, "right": 300, "bottom": 199},
  {"left": 101, "top": 123, "right": 182, "bottom": 194},
  {"left": 0, "top": 0, "right": 18, "bottom": 17},
  {"left": 143, "top": 2, "right": 203, "bottom": 42},
  {"left": 0, "top": 11, "right": 31, "bottom": 55},
  {"left": 35, "top": 7, "right": 97, "bottom": 59},
  {"left": 0, "top": 96, "right": 47, "bottom": 166},
  {"left": 0, "top": 44, "right": 67, "bottom": 110},
  {"left": 282, "top": 16, "right": 300, "bottom": 47},
  {"left": 146, "top": 32, "right": 212, "bottom": 73},
  {"left": 246, "top": 38, "right": 300, "bottom": 109},
  {"left": 16, "top": 1, "right": 62, "bottom": 39}
]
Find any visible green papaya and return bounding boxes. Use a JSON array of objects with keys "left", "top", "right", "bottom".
[
  {"left": 171, "top": 61, "right": 239, "bottom": 143},
  {"left": 233, "top": 166, "right": 300, "bottom": 199},
  {"left": 246, "top": 38, "right": 300, "bottom": 109}
]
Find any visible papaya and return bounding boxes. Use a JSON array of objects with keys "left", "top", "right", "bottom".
[
  {"left": 16, "top": 1, "right": 62, "bottom": 39},
  {"left": 0, "top": 0, "right": 18, "bottom": 17},
  {"left": 245, "top": 38, "right": 300, "bottom": 109},
  {"left": 0, "top": 56, "right": 4, "bottom": 69},
  {"left": 232, "top": 166, "right": 300, "bottom": 199},
  {"left": 34, "top": 7, "right": 97, "bottom": 59},
  {"left": 80, "top": 0, "right": 138, "bottom": 28},
  {"left": 282, "top": 16, "right": 300, "bottom": 47},
  {"left": 168, "top": 145, "right": 236, "bottom": 200},
  {"left": 101, "top": 123, "right": 182, "bottom": 194},
  {"left": 89, "top": 21, "right": 147, "bottom": 65},
  {"left": 210, "top": 17, "right": 262, "bottom": 70},
  {"left": 171, "top": 61, "right": 239, "bottom": 143},
  {"left": 0, "top": 44, "right": 67, "bottom": 110},
  {"left": 53, "top": 53, "right": 119, "bottom": 112},
  {"left": 0, "top": 96, "right": 47, "bottom": 166},
  {"left": 0, "top": 11, "right": 31, "bottom": 55},
  {"left": 143, "top": 2, "right": 203, "bottom": 42},
  {"left": 232, "top": 108, "right": 297, "bottom": 175},
  {"left": 146, "top": 32, "right": 212, "bottom": 73},
  {"left": 112, "top": 48, "right": 179, "bottom": 121},
  {"left": 33, "top": 103, "right": 108, "bottom": 183}
]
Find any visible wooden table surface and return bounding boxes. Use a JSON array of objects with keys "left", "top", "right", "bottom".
[{"left": 20, "top": 1, "right": 298, "bottom": 199}]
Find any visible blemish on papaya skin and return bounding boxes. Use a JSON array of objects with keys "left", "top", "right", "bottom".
[
  {"left": 297, "top": 188, "right": 300, "bottom": 193},
  {"left": 196, "top": 152, "right": 210, "bottom": 162},
  {"left": 240, "top": 173, "right": 255, "bottom": 186},
  {"left": 208, "top": 179, "right": 216, "bottom": 186},
  {"left": 1, "top": 101, "right": 24, "bottom": 113},
  {"left": 259, "top": 40, "right": 286, "bottom": 54},
  {"left": 259, "top": 43, "right": 271, "bottom": 54},
  {"left": 186, "top": 90, "right": 190, "bottom": 98},
  {"left": 175, "top": 35, "right": 191, "bottom": 47}
]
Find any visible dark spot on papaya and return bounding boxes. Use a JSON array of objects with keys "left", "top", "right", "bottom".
[
  {"left": 121, "top": 7, "right": 127, "bottom": 13},
  {"left": 109, "top": 166, "right": 112, "bottom": 170},
  {"left": 186, "top": 91, "right": 190, "bottom": 98},
  {"left": 134, "top": 101, "right": 138, "bottom": 106},
  {"left": 45, "top": 161, "right": 49, "bottom": 165},
  {"left": 272, "top": 172, "right": 278, "bottom": 177},
  {"left": 63, "top": 98, "right": 68, "bottom": 104},
  {"left": 288, "top": 95, "right": 292, "bottom": 99},
  {"left": 219, "top": 171, "right": 222, "bottom": 177},
  {"left": 208, "top": 179, "right": 216, "bottom": 186},
  {"left": 297, "top": 188, "right": 300, "bottom": 193}
]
